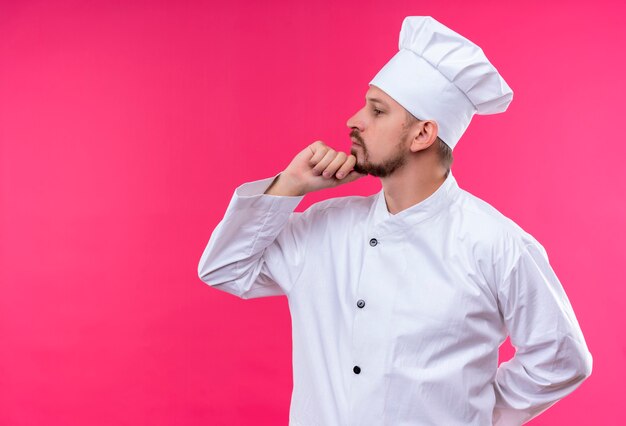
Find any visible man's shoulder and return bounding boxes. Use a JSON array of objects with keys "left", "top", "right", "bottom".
[
  {"left": 454, "top": 187, "right": 540, "bottom": 248},
  {"left": 453, "top": 187, "right": 549, "bottom": 281}
]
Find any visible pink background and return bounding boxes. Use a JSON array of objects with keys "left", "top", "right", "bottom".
[{"left": 1, "top": 0, "right": 624, "bottom": 425}]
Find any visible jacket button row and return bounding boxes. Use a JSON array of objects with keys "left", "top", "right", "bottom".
[
  {"left": 369, "top": 238, "right": 378, "bottom": 247},
  {"left": 353, "top": 365, "right": 361, "bottom": 374},
  {"left": 356, "top": 299, "right": 365, "bottom": 308}
]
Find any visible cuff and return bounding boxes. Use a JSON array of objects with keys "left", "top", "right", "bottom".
[{"left": 227, "top": 173, "right": 305, "bottom": 211}]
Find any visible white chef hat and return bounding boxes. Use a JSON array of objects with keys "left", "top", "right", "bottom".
[{"left": 369, "top": 16, "right": 513, "bottom": 150}]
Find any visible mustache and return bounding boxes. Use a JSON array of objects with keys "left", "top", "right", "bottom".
[{"left": 350, "top": 130, "right": 364, "bottom": 145}]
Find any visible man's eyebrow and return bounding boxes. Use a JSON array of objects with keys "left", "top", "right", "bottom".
[{"left": 366, "top": 97, "right": 388, "bottom": 106}]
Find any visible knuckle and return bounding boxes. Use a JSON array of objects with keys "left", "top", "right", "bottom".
[
  {"left": 310, "top": 140, "right": 325, "bottom": 151},
  {"left": 313, "top": 148, "right": 328, "bottom": 161}
]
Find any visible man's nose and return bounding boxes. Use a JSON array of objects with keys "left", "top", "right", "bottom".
[{"left": 346, "top": 111, "right": 363, "bottom": 130}]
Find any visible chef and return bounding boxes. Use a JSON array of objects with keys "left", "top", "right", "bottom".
[{"left": 198, "top": 15, "right": 592, "bottom": 426}]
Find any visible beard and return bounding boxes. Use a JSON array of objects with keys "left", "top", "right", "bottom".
[{"left": 350, "top": 131, "right": 408, "bottom": 178}]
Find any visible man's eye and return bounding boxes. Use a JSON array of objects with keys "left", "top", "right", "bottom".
[{"left": 373, "top": 108, "right": 383, "bottom": 115}]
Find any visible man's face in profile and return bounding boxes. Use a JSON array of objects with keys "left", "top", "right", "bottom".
[{"left": 346, "top": 85, "right": 416, "bottom": 178}]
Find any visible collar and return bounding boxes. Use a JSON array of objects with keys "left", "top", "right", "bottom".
[{"left": 370, "top": 169, "right": 460, "bottom": 233}]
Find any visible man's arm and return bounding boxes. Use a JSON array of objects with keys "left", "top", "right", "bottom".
[
  {"left": 197, "top": 173, "right": 307, "bottom": 298},
  {"left": 197, "top": 141, "right": 365, "bottom": 299},
  {"left": 492, "top": 239, "right": 593, "bottom": 425}
]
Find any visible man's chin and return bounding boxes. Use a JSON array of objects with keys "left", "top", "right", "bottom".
[{"left": 352, "top": 163, "right": 369, "bottom": 176}]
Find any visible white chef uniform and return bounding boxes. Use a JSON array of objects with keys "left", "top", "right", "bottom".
[{"left": 197, "top": 169, "right": 593, "bottom": 425}]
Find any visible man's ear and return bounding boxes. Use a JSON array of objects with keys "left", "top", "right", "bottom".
[{"left": 409, "top": 120, "right": 439, "bottom": 153}]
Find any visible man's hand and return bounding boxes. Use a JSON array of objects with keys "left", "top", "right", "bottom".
[{"left": 265, "top": 141, "right": 366, "bottom": 196}]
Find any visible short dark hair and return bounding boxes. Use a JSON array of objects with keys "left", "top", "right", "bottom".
[{"left": 404, "top": 110, "right": 453, "bottom": 176}]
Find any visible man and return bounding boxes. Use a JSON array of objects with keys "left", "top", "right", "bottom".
[{"left": 198, "top": 16, "right": 592, "bottom": 425}]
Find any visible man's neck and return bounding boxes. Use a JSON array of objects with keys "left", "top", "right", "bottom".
[{"left": 380, "top": 165, "right": 447, "bottom": 215}]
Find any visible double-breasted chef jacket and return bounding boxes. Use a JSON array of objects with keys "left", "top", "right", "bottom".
[{"left": 198, "top": 169, "right": 593, "bottom": 425}]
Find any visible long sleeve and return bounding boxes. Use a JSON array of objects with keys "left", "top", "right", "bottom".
[
  {"left": 197, "top": 173, "right": 310, "bottom": 299},
  {"left": 492, "top": 240, "right": 593, "bottom": 425}
]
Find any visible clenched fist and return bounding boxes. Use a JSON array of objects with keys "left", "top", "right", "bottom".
[{"left": 265, "top": 141, "right": 366, "bottom": 196}]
